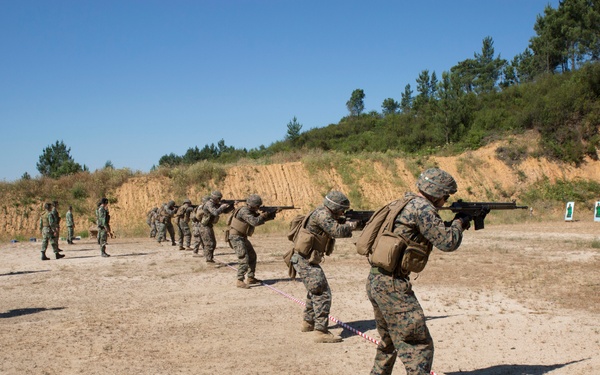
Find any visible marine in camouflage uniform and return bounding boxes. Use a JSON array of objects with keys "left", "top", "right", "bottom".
[
  {"left": 40, "top": 202, "right": 64, "bottom": 260},
  {"left": 147, "top": 207, "right": 158, "bottom": 238},
  {"left": 176, "top": 199, "right": 193, "bottom": 250},
  {"left": 157, "top": 201, "right": 177, "bottom": 246},
  {"left": 66, "top": 205, "right": 75, "bottom": 244},
  {"left": 199, "top": 191, "right": 232, "bottom": 263},
  {"left": 191, "top": 196, "right": 209, "bottom": 255},
  {"left": 228, "top": 194, "right": 276, "bottom": 289},
  {"left": 290, "top": 191, "right": 357, "bottom": 343},
  {"left": 97, "top": 197, "right": 111, "bottom": 257},
  {"left": 366, "top": 168, "right": 471, "bottom": 375}
]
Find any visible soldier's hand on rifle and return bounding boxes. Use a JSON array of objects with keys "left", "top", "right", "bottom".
[
  {"left": 453, "top": 212, "right": 472, "bottom": 230},
  {"left": 346, "top": 220, "right": 359, "bottom": 230},
  {"left": 260, "top": 211, "right": 276, "bottom": 220}
]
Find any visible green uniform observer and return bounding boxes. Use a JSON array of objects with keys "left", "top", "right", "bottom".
[
  {"left": 65, "top": 206, "right": 74, "bottom": 244},
  {"left": 39, "top": 203, "right": 64, "bottom": 260},
  {"left": 366, "top": 168, "right": 470, "bottom": 375},
  {"left": 97, "top": 198, "right": 111, "bottom": 257}
]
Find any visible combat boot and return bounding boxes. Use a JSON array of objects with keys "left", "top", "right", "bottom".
[
  {"left": 101, "top": 250, "right": 111, "bottom": 257},
  {"left": 314, "top": 330, "right": 342, "bottom": 343},
  {"left": 179, "top": 246, "right": 186, "bottom": 250},
  {"left": 55, "top": 252, "right": 65, "bottom": 260},
  {"left": 301, "top": 321, "right": 315, "bottom": 332},
  {"left": 246, "top": 277, "right": 262, "bottom": 285},
  {"left": 41, "top": 251, "right": 50, "bottom": 261},
  {"left": 236, "top": 280, "right": 250, "bottom": 289}
]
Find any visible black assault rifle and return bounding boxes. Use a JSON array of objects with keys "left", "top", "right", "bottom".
[
  {"left": 221, "top": 199, "right": 246, "bottom": 206},
  {"left": 438, "top": 200, "right": 528, "bottom": 230},
  {"left": 259, "top": 206, "right": 299, "bottom": 214},
  {"left": 340, "top": 210, "right": 374, "bottom": 230}
]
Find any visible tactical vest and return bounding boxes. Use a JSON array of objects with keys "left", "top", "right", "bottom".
[{"left": 228, "top": 208, "right": 255, "bottom": 237}]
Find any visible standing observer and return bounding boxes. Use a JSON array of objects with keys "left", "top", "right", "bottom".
[
  {"left": 65, "top": 205, "right": 74, "bottom": 244},
  {"left": 40, "top": 202, "right": 65, "bottom": 260},
  {"left": 366, "top": 168, "right": 471, "bottom": 375},
  {"left": 290, "top": 191, "right": 357, "bottom": 343},
  {"left": 97, "top": 197, "right": 111, "bottom": 258}
]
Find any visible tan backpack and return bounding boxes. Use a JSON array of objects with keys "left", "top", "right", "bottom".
[
  {"left": 355, "top": 196, "right": 412, "bottom": 256},
  {"left": 357, "top": 194, "right": 434, "bottom": 274}
]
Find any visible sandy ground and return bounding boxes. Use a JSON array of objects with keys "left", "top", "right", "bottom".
[{"left": 1, "top": 222, "right": 599, "bottom": 375}]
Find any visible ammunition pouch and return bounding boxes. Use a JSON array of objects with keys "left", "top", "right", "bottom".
[
  {"left": 294, "top": 229, "right": 329, "bottom": 265},
  {"left": 370, "top": 230, "right": 432, "bottom": 274}
]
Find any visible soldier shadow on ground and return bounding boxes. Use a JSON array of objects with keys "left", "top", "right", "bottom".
[
  {"left": 444, "top": 358, "right": 588, "bottom": 375},
  {"left": 61, "top": 247, "right": 98, "bottom": 252},
  {"left": 0, "top": 307, "right": 65, "bottom": 319},
  {"left": 61, "top": 255, "right": 98, "bottom": 260},
  {"left": 261, "top": 278, "right": 302, "bottom": 285},
  {"left": 115, "top": 252, "right": 150, "bottom": 257},
  {"left": 0, "top": 270, "right": 50, "bottom": 277},
  {"left": 334, "top": 320, "right": 377, "bottom": 338}
]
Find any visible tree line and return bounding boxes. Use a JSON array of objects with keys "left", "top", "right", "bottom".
[{"left": 156, "top": 0, "right": 600, "bottom": 168}]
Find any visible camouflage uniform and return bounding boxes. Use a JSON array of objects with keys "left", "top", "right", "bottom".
[
  {"left": 65, "top": 207, "right": 74, "bottom": 244},
  {"left": 157, "top": 202, "right": 177, "bottom": 245},
  {"left": 40, "top": 205, "right": 61, "bottom": 259},
  {"left": 176, "top": 201, "right": 193, "bottom": 249},
  {"left": 190, "top": 197, "right": 209, "bottom": 255},
  {"left": 199, "top": 198, "right": 230, "bottom": 262},
  {"left": 147, "top": 208, "right": 158, "bottom": 238},
  {"left": 290, "top": 205, "right": 353, "bottom": 332},
  {"left": 97, "top": 199, "right": 111, "bottom": 257},
  {"left": 229, "top": 206, "right": 272, "bottom": 282},
  {"left": 367, "top": 188, "right": 466, "bottom": 373}
]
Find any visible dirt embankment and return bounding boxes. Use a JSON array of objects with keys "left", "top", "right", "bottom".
[{"left": 3, "top": 139, "right": 600, "bottom": 240}]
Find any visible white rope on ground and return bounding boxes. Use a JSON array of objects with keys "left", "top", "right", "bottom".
[{"left": 215, "top": 258, "right": 438, "bottom": 375}]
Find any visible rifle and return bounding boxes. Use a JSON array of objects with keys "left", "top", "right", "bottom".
[
  {"left": 341, "top": 210, "right": 374, "bottom": 230},
  {"left": 438, "top": 200, "right": 528, "bottom": 230},
  {"left": 221, "top": 199, "right": 246, "bottom": 206},
  {"left": 258, "top": 206, "right": 299, "bottom": 214}
]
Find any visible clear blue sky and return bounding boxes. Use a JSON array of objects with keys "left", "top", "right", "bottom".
[{"left": 0, "top": 0, "right": 558, "bottom": 182}]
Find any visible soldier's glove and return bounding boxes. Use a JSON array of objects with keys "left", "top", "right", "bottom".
[
  {"left": 347, "top": 220, "right": 358, "bottom": 230},
  {"left": 453, "top": 213, "right": 472, "bottom": 230},
  {"left": 259, "top": 211, "right": 275, "bottom": 220}
]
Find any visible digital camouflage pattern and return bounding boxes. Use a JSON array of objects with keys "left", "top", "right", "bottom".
[
  {"left": 229, "top": 206, "right": 271, "bottom": 281},
  {"left": 366, "top": 191, "right": 465, "bottom": 375},
  {"left": 246, "top": 194, "right": 262, "bottom": 207},
  {"left": 40, "top": 209, "right": 59, "bottom": 255},
  {"left": 366, "top": 273, "right": 433, "bottom": 375},
  {"left": 291, "top": 205, "right": 354, "bottom": 332},
  {"left": 191, "top": 198, "right": 209, "bottom": 254},
  {"left": 416, "top": 168, "right": 457, "bottom": 199},
  {"left": 323, "top": 191, "right": 350, "bottom": 212},
  {"left": 157, "top": 203, "right": 177, "bottom": 245},
  {"left": 97, "top": 205, "right": 109, "bottom": 256},
  {"left": 176, "top": 202, "right": 193, "bottom": 248},
  {"left": 393, "top": 192, "right": 463, "bottom": 250},
  {"left": 147, "top": 208, "right": 158, "bottom": 238},
  {"left": 66, "top": 208, "right": 74, "bottom": 243},
  {"left": 200, "top": 199, "right": 230, "bottom": 261}
]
